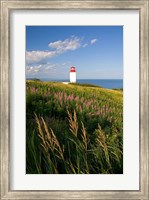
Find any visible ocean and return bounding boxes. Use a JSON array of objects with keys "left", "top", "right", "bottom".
[{"left": 38, "top": 78, "right": 123, "bottom": 89}]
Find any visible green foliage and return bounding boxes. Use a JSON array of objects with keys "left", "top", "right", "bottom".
[
  {"left": 70, "top": 82, "right": 101, "bottom": 88},
  {"left": 26, "top": 81, "right": 123, "bottom": 174},
  {"left": 113, "top": 88, "right": 123, "bottom": 91}
]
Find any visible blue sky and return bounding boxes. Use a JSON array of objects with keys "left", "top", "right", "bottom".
[{"left": 26, "top": 26, "right": 123, "bottom": 79}]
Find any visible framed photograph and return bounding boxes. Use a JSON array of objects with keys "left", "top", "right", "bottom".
[{"left": 0, "top": 0, "right": 148, "bottom": 199}]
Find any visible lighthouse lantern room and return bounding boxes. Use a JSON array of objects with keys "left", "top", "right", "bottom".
[{"left": 70, "top": 66, "right": 76, "bottom": 83}]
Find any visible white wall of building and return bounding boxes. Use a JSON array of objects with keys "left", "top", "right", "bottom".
[{"left": 70, "top": 72, "right": 76, "bottom": 83}]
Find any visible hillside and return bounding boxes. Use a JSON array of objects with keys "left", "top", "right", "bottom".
[{"left": 26, "top": 81, "right": 123, "bottom": 174}]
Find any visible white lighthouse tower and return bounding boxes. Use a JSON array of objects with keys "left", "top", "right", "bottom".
[{"left": 70, "top": 66, "right": 76, "bottom": 83}]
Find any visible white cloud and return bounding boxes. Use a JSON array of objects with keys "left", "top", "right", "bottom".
[
  {"left": 26, "top": 62, "right": 69, "bottom": 76},
  {"left": 48, "top": 36, "right": 81, "bottom": 53},
  {"left": 83, "top": 43, "right": 88, "bottom": 48},
  {"left": 26, "top": 63, "right": 54, "bottom": 73},
  {"left": 91, "top": 38, "right": 98, "bottom": 44},
  {"left": 26, "top": 36, "right": 82, "bottom": 65},
  {"left": 26, "top": 50, "right": 56, "bottom": 65},
  {"left": 26, "top": 64, "right": 42, "bottom": 73}
]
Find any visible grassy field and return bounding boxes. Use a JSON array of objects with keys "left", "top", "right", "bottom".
[{"left": 26, "top": 80, "right": 123, "bottom": 174}]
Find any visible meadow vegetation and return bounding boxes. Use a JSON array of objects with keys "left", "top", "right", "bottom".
[{"left": 26, "top": 80, "right": 123, "bottom": 174}]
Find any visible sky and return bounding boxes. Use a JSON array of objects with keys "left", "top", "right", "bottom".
[{"left": 26, "top": 26, "right": 123, "bottom": 80}]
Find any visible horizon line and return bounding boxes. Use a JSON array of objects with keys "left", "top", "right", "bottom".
[{"left": 26, "top": 78, "right": 123, "bottom": 80}]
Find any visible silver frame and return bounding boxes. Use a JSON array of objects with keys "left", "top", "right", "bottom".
[{"left": 0, "top": 0, "right": 148, "bottom": 199}]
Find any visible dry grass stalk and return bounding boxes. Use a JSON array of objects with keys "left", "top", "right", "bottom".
[
  {"left": 97, "top": 123, "right": 111, "bottom": 168},
  {"left": 35, "top": 114, "right": 64, "bottom": 160},
  {"left": 67, "top": 110, "right": 78, "bottom": 136},
  {"left": 35, "top": 113, "right": 48, "bottom": 151},
  {"left": 81, "top": 121, "right": 87, "bottom": 150}
]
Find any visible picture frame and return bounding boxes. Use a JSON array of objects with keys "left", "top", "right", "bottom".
[{"left": 0, "top": 0, "right": 148, "bottom": 199}]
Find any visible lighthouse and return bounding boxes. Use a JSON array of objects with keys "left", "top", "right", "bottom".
[{"left": 70, "top": 66, "right": 76, "bottom": 83}]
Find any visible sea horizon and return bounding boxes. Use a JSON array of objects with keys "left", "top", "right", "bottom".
[{"left": 26, "top": 78, "right": 123, "bottom": 89}]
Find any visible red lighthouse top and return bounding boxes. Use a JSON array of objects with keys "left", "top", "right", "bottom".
[{"left": 70, "top": 66, "right": 76, "bottom": 72}]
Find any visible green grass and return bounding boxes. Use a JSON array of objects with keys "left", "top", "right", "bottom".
[
  {"left": 69, "top": 82, "right": 101, "bottom": 88},
  {"left": 26, "top": 81, "right": 123, "bottom": 174},
  {"left": 113, "top": 88, "right": 123, "bottom": 91}
]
